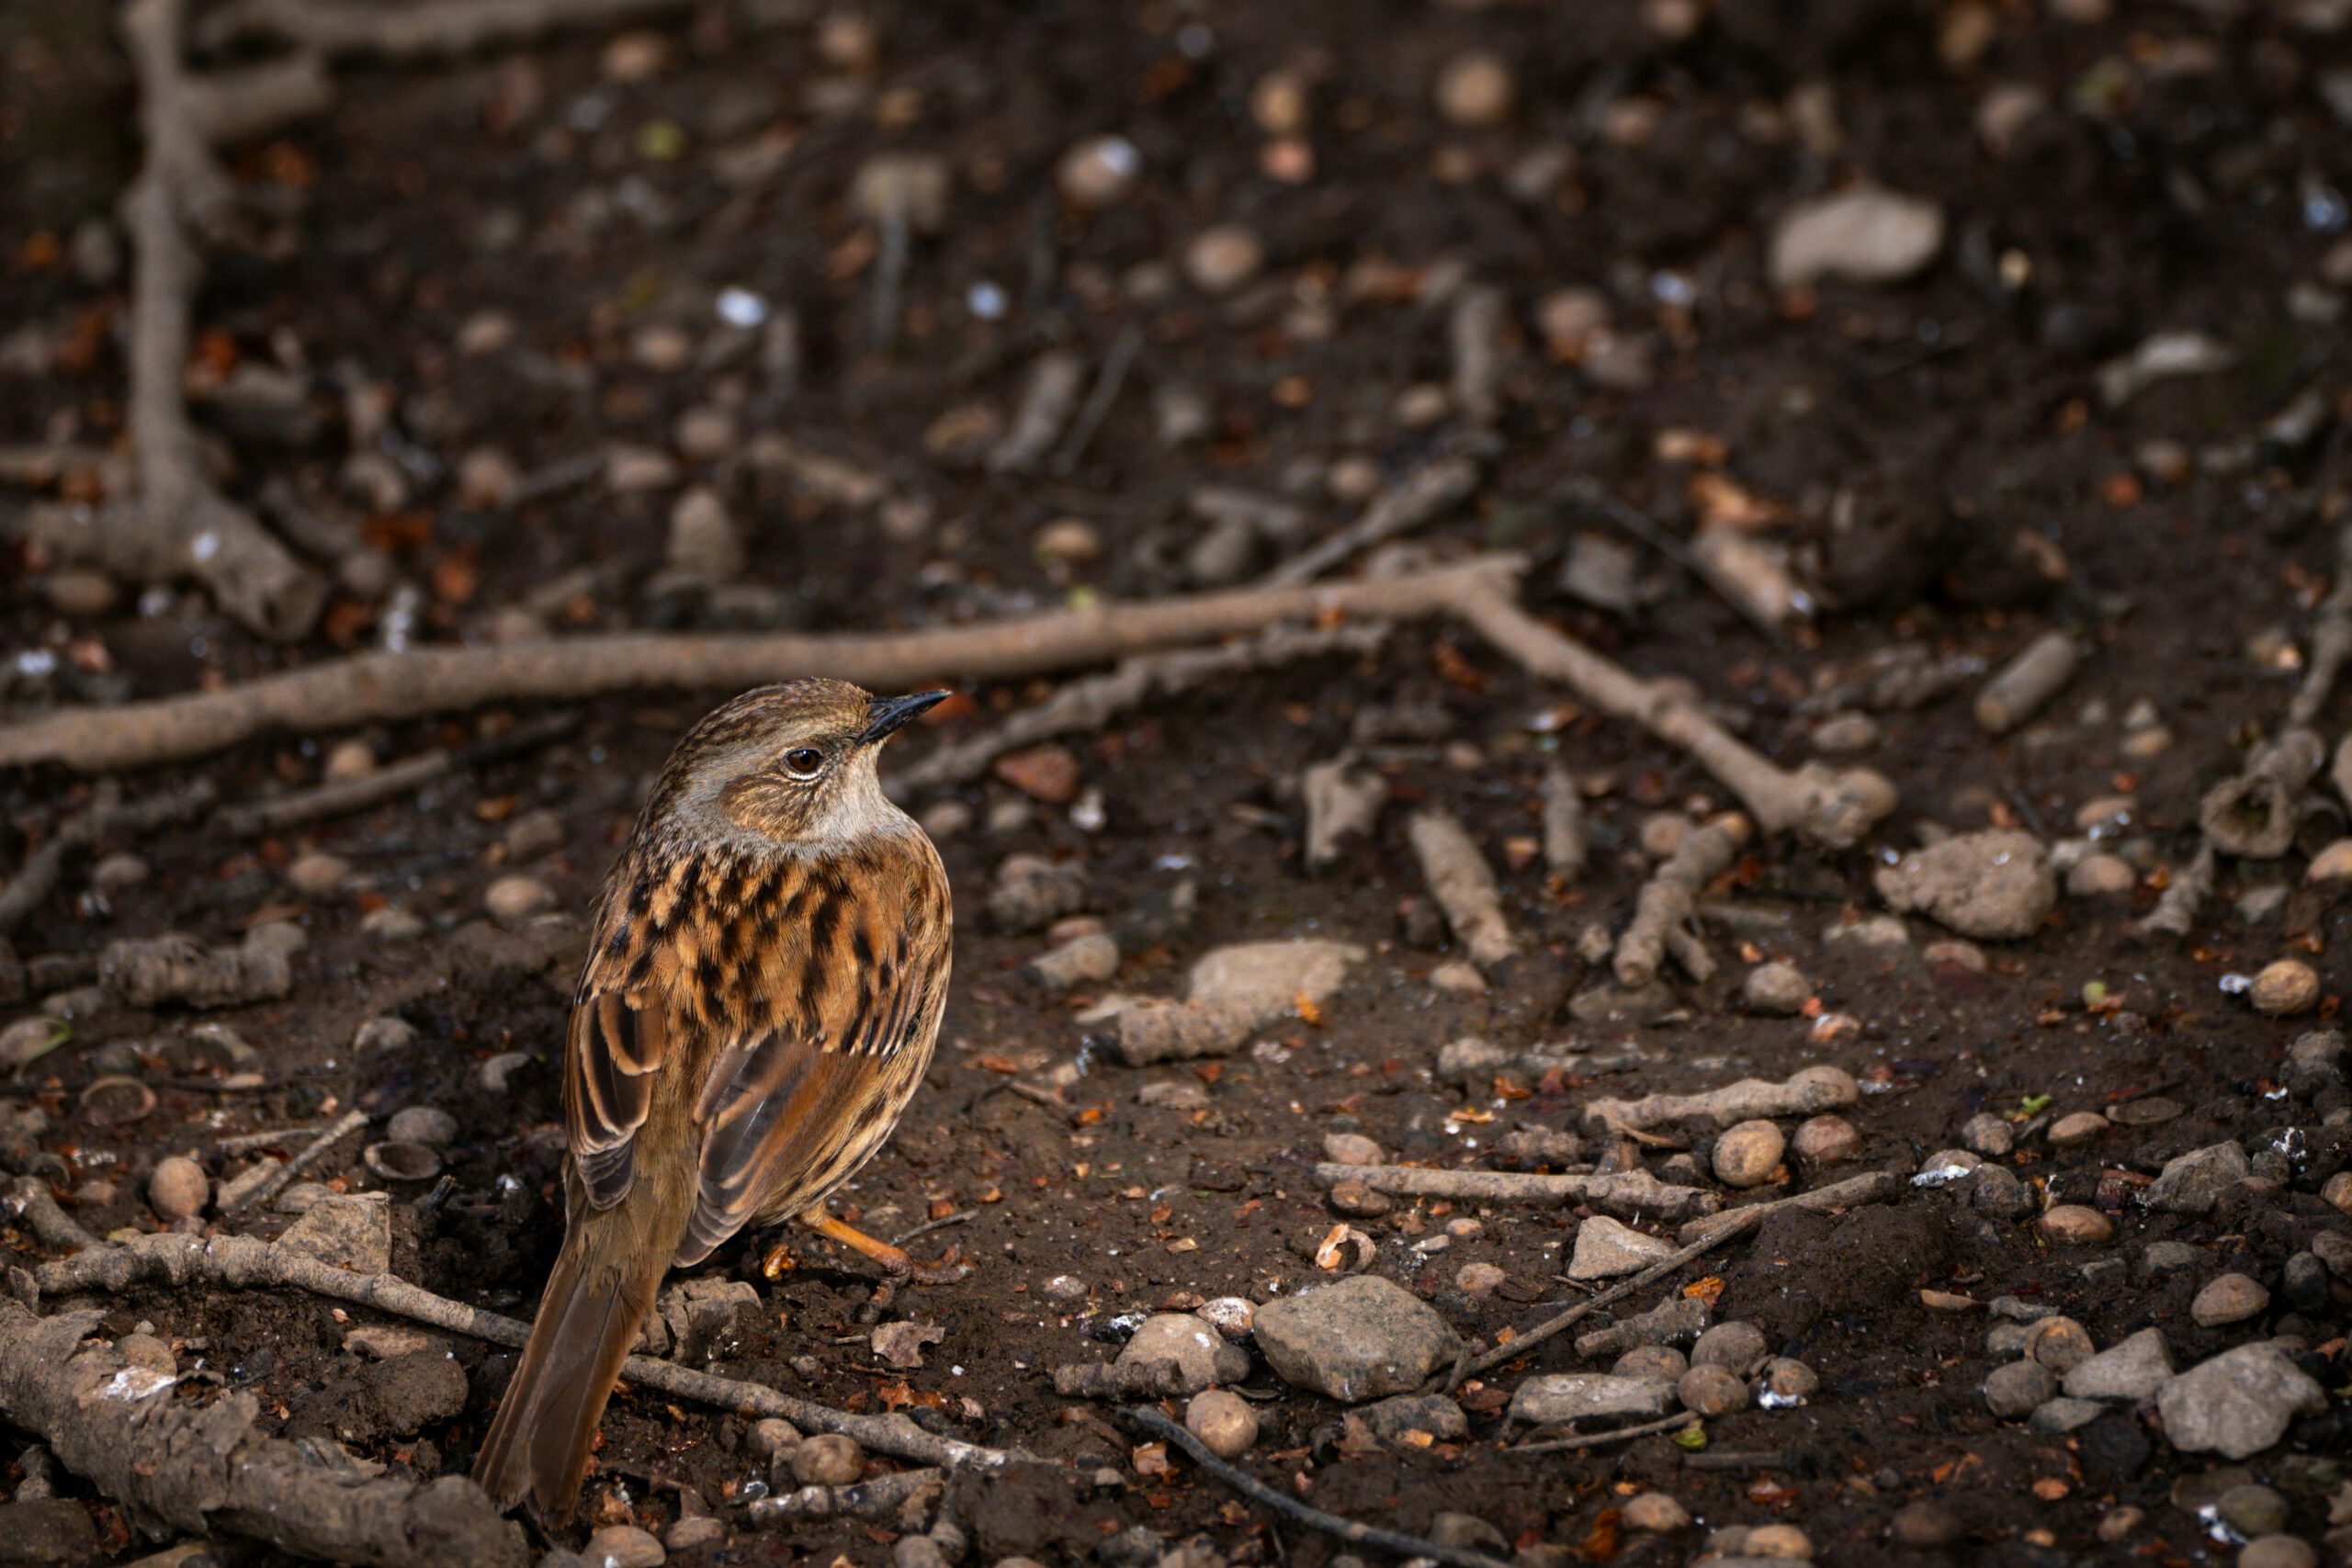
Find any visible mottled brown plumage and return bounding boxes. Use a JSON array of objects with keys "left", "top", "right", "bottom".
[{"left": 473, "top": 679, "right": 955, "bottom": 1521}]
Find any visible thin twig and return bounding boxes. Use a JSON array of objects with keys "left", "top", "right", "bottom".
[
  {"left": 888, "top": 1210, "right": 974, "bottom": 1248},
  {"left": 1120, "top": 1406, "right": 1514, "bottom": 1568},
  {"left": 5, "top": 1177, "right": 100, "bottom": 1254},
  {"left": 0, "top": 779, "right": 217, "bottom": 936},
  {"left": 214, "top": 714, "right": 580, "bottom": 836},
  {"left": 1261, "top": 456, "right": 1480, "bottom": 588},
  {"left": 1556, "top": 479, "right": 1789, "bottom": 646},
  {"left": 1051, "top": 322, "right": 1143, "bottom": 477},
  {"left": 1503, "top": 1412, "right": 1699, "bottom": 1455},
  {"left": 217, "top": 1108, "right": 366, "bottom": 1218}
]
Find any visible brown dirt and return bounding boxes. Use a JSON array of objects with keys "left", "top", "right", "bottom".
[{"left": 4, "top": 0, "right": 2350, "bottom": 1565}]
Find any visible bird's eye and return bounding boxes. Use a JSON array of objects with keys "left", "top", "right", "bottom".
[{"left": 783, "top": 747, "right": 826, "bottom": 778}]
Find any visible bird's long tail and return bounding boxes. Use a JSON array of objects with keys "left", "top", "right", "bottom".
[{"left": 472, "top": 1201, "right": 675, "bottom": 1520}]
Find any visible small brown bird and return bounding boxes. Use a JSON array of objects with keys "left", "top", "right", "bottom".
[{"left": 473, "top": 679, "right": 956, "bottom": 1519}]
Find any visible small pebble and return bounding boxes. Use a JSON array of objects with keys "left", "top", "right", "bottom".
[
  {"left": 2189, "top": 1272, "right": 2270, "bottom": 1327},
  {"left": 2023, "top": 1316, "right": 2095, "bottom": 1373},
  {"left": 1712, "top": 1121, "right": 1786, "bottom": 1189},
  {"left": 747, "top": 1417, "right": 801, "bottom": 1459},
  {"left": 1033, "top": 517, "right": 1102, "bottom": 567},
  {"left": 1323, "top": 1132, "right": 1385, "bottom": 1166},
  {"left": 1434, "top": 51, "right": 1515, "bottom": 127},
  {"left": 362, "top": 906, "right": 427, "bottom": 942},
  {"left": 1183, "top": 1389, "right": 1259, "bottom": 1459},
  {"left": 2096, "top": 1506, "right": 2143, "bottom": 1542},
  {"left": 1756, "top": 1358, "right": 1818, "bottom": 1402},
  {"left": 1041, "top": 1275, "right": 1088, "bottom": 1303},
  {"left": 1622, "top": 1492, "right": 1690, "bottom": 1533},
  {"left": 1962, "top": 1113, "right": 2014, "bottom": 1156},
  {"left": 90, "top": 853, "right": 149, "bottom": 892},
  {"left": 1638, "top": 812, "right": 1692, "bottom": 858},
  {"left": 1740, "top": 961, "right": 1810, "bottom": 1016},
  {"left": 484, "top": 875, "right": 556, "bottom": 922},
  {"left": 1056, "top": 135, "right": 1141, "bottom": 209},
  {"left": 1677, "top": 1364, "right": 1747, "bottom": 1416},
  {"left": 1183, "top": 225, "right": 1265, "bottom": 296},
  {"left": 2037, "top": 1204, "right": 2114, "bottom": 1244},
  {"left": 148, "top": 1156, "right": 207, "bottom": 1221},
  {"left": 2238, "top": 1537, "right": 2317, "bottom": 1568},
  {"left": 1791, "top": 1114, "right": 1860, "bottom": 1167},
  {"left": 386, "top": 1106, "right": 458, "bottom": 1146},
  {"left": 287, "top": 852, "right": 351, "bottom": 897},
  {"left": 2047, "top": 1111, "right": 2109, "bottom": 1147},
  {"left": 1744, "top": 1524, "right": 1814, "bottom": 1560},
  {"left": 1690, "top": 1321, "right": 1769, "bottom": 1376},
  {"left": 583, "top": 1525, "right": 664, "bottom": 1568},
  {"left": 664, "top": 1516, "right": 724, "bottom": 1552},
  {"left": 791, "top": 1433, "right": 864, "bottom": 1486},
  {"left": 1454, "top": 1262, "right": 1507, "bottom": 1296},
  {"left": 1889, "top": 1501, "right": 1963, "bottom": 1549},
  {"left": 2065, "top": 854, "right": 2136, "bottom": 898},
  {"left": 2249, "top": 959, "right": 2320, "bottom": 1016},
  {"left": 1984, "top": 1359, "right": 2055, "bottom": 1418},
  {"left": 1329, "top": 1179, "right": 1392, "bottom": 1218},
  {"left": 1613, "top": 1345, "right": 1688, "bottom": 1381},
  {"left": 1811, "top": 713, "right": 1880, "bottom": 754},
  {"left": 1924, "top": 939, "right": 1988, "bottom": 974}
]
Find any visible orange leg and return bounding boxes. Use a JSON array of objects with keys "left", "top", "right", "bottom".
[{"left": 799, "top": 1207, "right": 970, "bottom": 1285}]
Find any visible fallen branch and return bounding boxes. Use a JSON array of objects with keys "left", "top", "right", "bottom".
[
  {"left": 214, "top": 713, "right": 581, "bottom": 836},
  {"left": 2199, "top": 728, "right": 2324, "bottom": 859},
  {"left": 1554, "top": 479, "right": 1789, "bottom": 647},
  {"left": 1446, "top": 1217, "right": 1748, "bottom": 1385},
  {"left": 1262, "top": 456, "right": 1481, "bottom": 588},
  {"left": 0, "top": 778, "right": 216, "bottom": 936},
  {"left": 1120, "top": 1405, "right": 1514, "bottom": 1568},
  {"left": 1310, "top": 1163, "right": 1718, "bottom": 1224},
  {"left": 99, "top": 924, "right": 300, "bottom": 1009},
  {"left": 1579, "top": 1066, "right": 1859, "bottom": 1138},
  {"left": 744, "top": 1468, "right": 943, "bottom": 1529},
  {"left": 1613, "top": 814, "right": 1748, "bottom": 987},
  {"left": 0, "top": 1303, "right": 528, "bottom": 1568},
  {"left": 1049, "top": 1360, "right": 1195, "bottom": 1400},
  {"left": 1408, "top": 807, "right": 1519, "bottom": 968},
  {"left": 5, "top": 1177, "right": 99, "bottom": 1254},
  {"left": 38, "top": 0, "right": 329, "bottom": 640},
  {"left": 1435, "top": 1037, "right": 1657, "bottom": 1087},
  {"left": 27, "top": 1232, "right": 1013, "bottom": 1473},
  {"left": 0, "top": 556, "right": 1523, "bottom": 773},
  {"left": 1449, "top": 581, "right": 1894, "bottom": 850},
  {"left": 889, "top": 622, "right": 1385, "bottom": 799},
  {"left": 1973, "top": 631, "right": 2080, "bottom": 736},
  {"left": 195, "top": 0, "right": 694, "bottom": 57},
  {"left": 219, "top": 1107, "right": 367, "bottom": 1218}
]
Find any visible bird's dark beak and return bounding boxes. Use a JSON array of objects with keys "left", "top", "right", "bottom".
[{"left": 862, "top": 689, "right": 950, "bottom": 745}]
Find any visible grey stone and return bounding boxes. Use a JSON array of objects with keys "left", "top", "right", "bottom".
[
  {"left": 1253, "top": 1278, "right": 1459, "bottom": 1402},
  {"left": 278, "top": 1191, "right": 392, "bottom": 1274},
  {"left": 2140, "top": 1241, "right": 2203, "bottom": 1279},
  {"left": 1873, "top": 829, "right": 2054, "bottom": 940},
  {"left": 2061, "top": 1329, "right": 2174, "bottom": 1402},
  {"left": 1567, "top": 1216, "right": 1675, "bottom": 1280},
  {"left": 1355, "top": 1393, "right": 1468, "bottom": 1447},
  {"left": 1984, "top": 1359, "right": 2055, "bottom": 1418},
  {"left": 1117, "top": 1314, "right": 1251, "bottom": 1394},
  {"left": 1690, "top": 1322, "right": 1770, "bottom": 1376},
  {"left": 2191, "top": 1273, "right": 2270, "bottom": 1327},
  {"left": 2030, "top": 1396, "right": 2104, "bottom": 1433},
  {"left": 1573, "top": 1295, "right": 1710, "bottom": 1359},
  {"left": 2156, "top": 1344, "right": 2326, "bottom": 1460},
  {"left": 1509, "top": 1373, "right": 1679, "bottom": 1426},
  {"left": 2145, "top": 1143, "right": 2249, "bottom": 1215}
]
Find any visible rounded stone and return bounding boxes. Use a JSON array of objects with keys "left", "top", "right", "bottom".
[
  {"left": 386, "top": 1106, "right": 458, "bottom": 1146},
  {"left": 1621, "top": 1492, "right": 1690, "bottom": 1533},
  {"left": 483, "top": 874, "right": 556, "bottom": 922},
  {"left": 2066, "top": 854, "right": 2137, "bottom": 898},
  {"left": 2047, "top": 1111, "right": 2110, "bottom": 1147},
  {"left": 1323, "top": 1132, "right": 1385, "bottom": 1166},
  {"left": 1613, "top": 1345, "right": 1688, "bottom": 1382},
  {"left": 2217, "top": 1484, "right": 2290, "bottom": 1538},
  {"left": 1791, "top": 1115, "right": 1860, "bottom": 1168},
  {"left": 2037, "top": 1204, "right": 2114, "bottom": 1244},
  {"left": 148, "top": 1156, "right": 207, "bottom": 1221},
  {"left": 1182, "top": 225, "right": 1265, "bottom": 297},
  {"left": 1962, "top": 1113, "right": 2015, "bottom": 1156},
  {"left": 1756, "top": 1358, "right": 1818, "bottom": 1402},
  {"left": 583, "top": 1524, "right": 665, "bottom": 1568},
  {"left": 1453, "top": 1262, "right": 1507, "bottom": 1296},
  {"left": 1984, "top": 1359, "right": 2056, "bottom": 1418},
  {"left": 1690, "top": 1321, "right": 1770, "bottom": 1376},
  {"left": 1041, "top": 1275, "right": 1088, "bottom": 1303},
  {"left": 1434, "top": 51, "right": 1515, "bottom": 127},
  {"left": 1183, "top": 1389, "right": 1259, "bottom": 1459},
  {"left": 287, "top": 852, "right": 351, "bottom": 896},
  {"left": 1744, "top": 1524, "right": 1814, "bottom": 1560},
  {"left": 2191, "top": 1272, "right": 2271, "bottom": 1328},
  {"left": 2250, "top": 959, "right": 2320, "bottom": 1016},
  {"left": 2024, "top": 1316, "right": 2095, "bottom": 1374},
  {"left": 791, "top": 1433, "right": 864, "bottom": 1486},
  {"left": 664, "top": 1516, "right": 724, "bottom": 1552},
  {"left": 90, "top": 852, "right": 151, "bottom": 892},
  {"left": 1889, "top": 1501, "right": 1963, "bottom": 1549},
  {"left": 2324, "top": 1171, "right": 2352, "bottom": 1215},
  {"left": 747, "top": 1417, "right": 800, "bottom": 1459},
  {"left": 1056, "top": 135, "right": 1141, "bottom": 209},
  {"left": 2238, "top": 1537, "right": 2317, "bottom": 1568},
  {"left": 1639, "top": 812, "right": 1692, "bottom": 858},
  {"left": 1712, "top": 1121, "right": 1787, "bottom": 1189},
  {"left": 1033, "top": 517, "right": 1102, "bottom": 566},
  {"left": 1741, "top": 961, "right": 1811, "bottom": 1016},
  {"left": 1677, "top": 1364, "right": 1747, "bottom": 1416}
]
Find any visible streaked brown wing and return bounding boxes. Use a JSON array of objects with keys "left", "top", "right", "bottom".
[
  {"left": 673, "top": 840, "right": 951, "bottom": 1266},
  {"left": 561, "top": 895, "right": 670, "bottom": 1211}
]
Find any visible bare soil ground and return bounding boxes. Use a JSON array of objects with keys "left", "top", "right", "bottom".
[{"left": 3, "top": 1, "right": 2351, "bottom": 1565}]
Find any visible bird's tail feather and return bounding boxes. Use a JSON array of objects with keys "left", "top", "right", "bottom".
[{"left": 471, "top": 1212, "right": 666, "bottom": 1520}]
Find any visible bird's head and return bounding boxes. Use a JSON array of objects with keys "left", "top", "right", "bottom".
[{"left": 653, "top": 678, "right": 947, "bottom": 849}]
